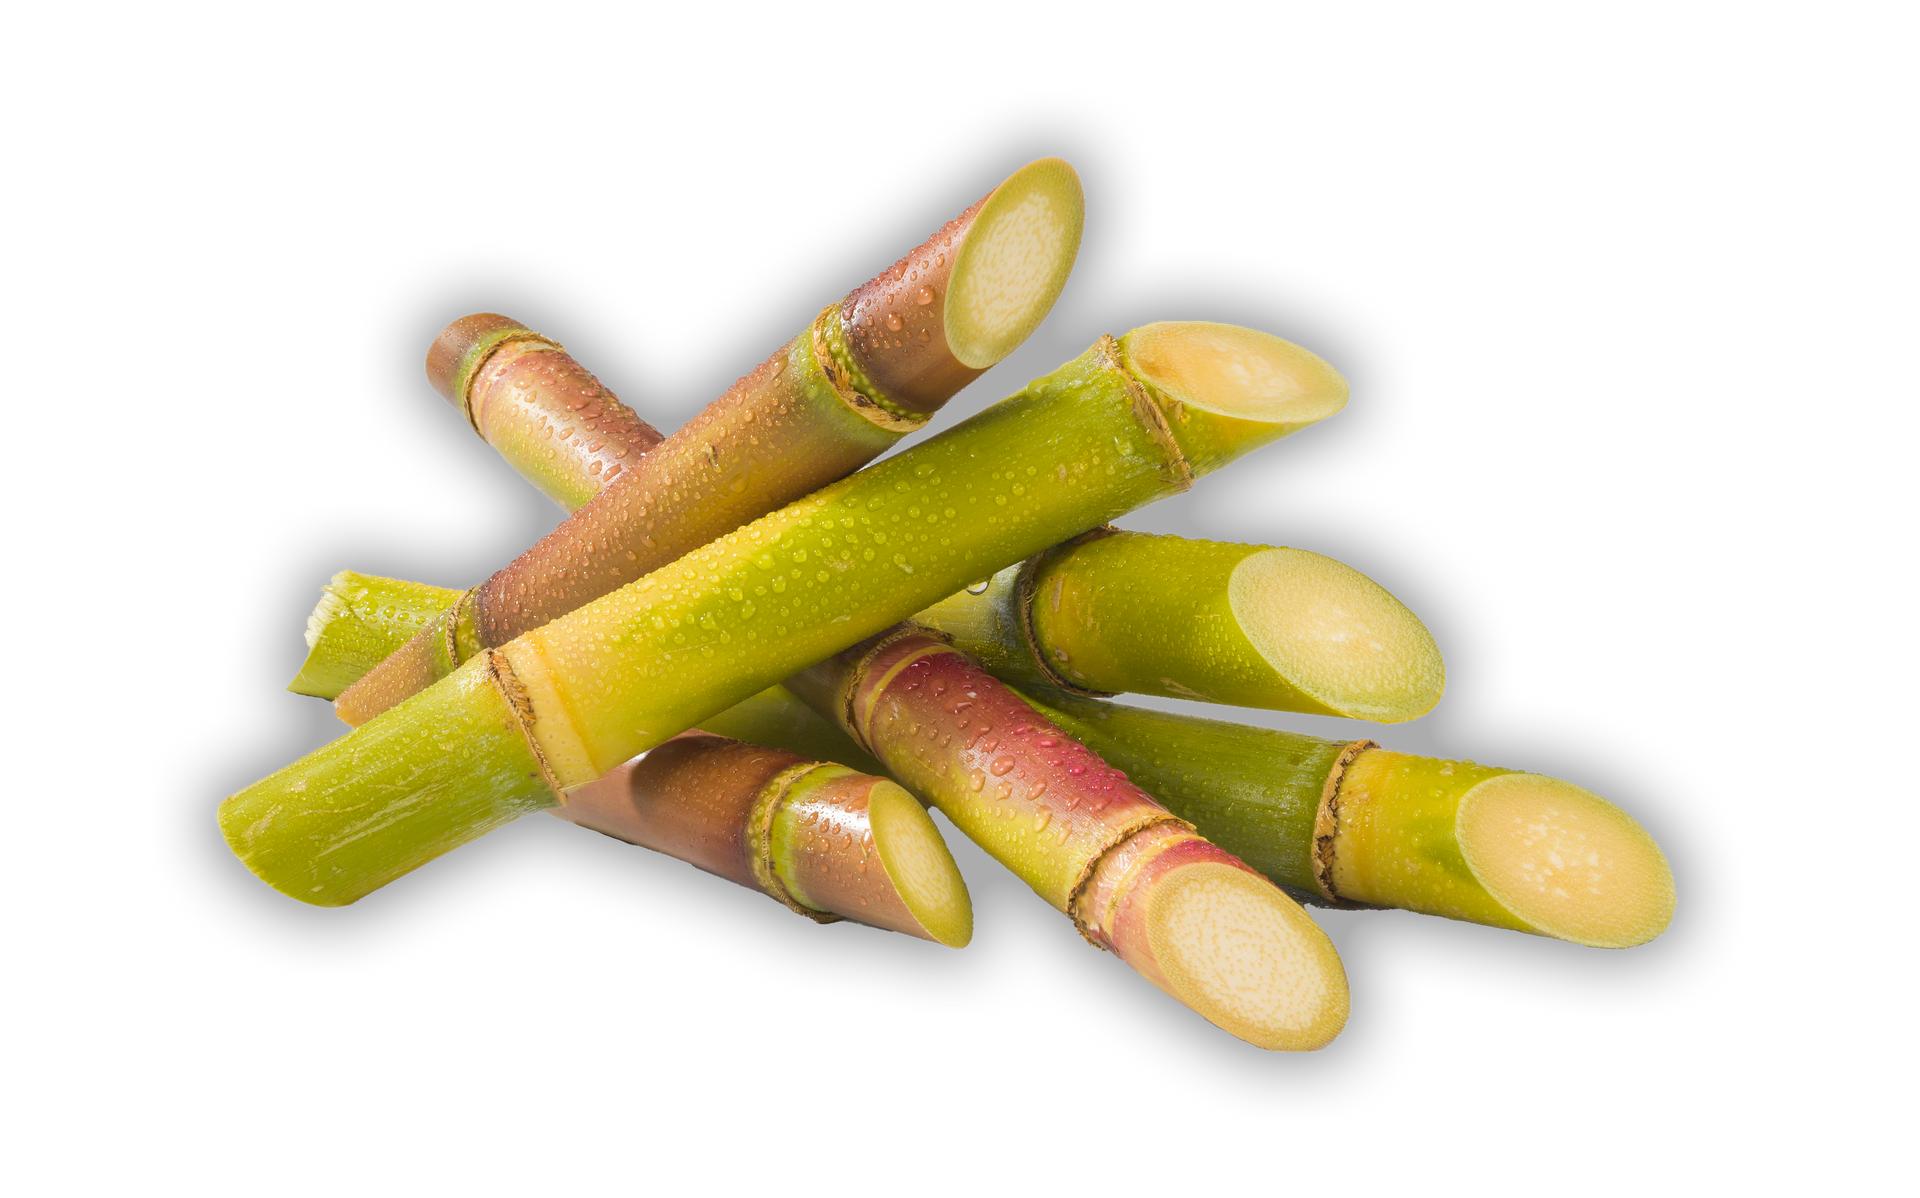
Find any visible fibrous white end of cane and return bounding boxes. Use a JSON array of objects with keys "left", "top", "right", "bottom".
[
  {"left": 1145, "top": 862, "right": 1349, "bottom": 1051},
  {"left": 1457, "top": 773, "right": 1676, "bottom": 948},
  {"left": 1229, "top": 547, "right": 1444, "bottom": 721},
  {"left": 1122, "top": 321, "right": 1348, "bottom": 426},
  {"left": 945, "top": 158, "right": 1084, "bottom": 369}
]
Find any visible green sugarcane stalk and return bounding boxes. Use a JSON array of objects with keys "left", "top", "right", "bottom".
[
  {"left": 334, "top": 158, "right": 1085, "bottom": 725},
  {"left": 918, "top": 528, "right": 1444, "bottom": 720},
  {"left": 288, "top": 572, "right": 467, "bottom": 701},
  {"left": 221, "top": 322, "right": 1349, "bottom": 905}
]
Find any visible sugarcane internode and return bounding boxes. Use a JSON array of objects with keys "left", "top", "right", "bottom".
[
  {"left": 918, "top": 529, "right": 1444, "bottom": 719},
  {"left": 223, "top": 321, "right": 1350, "bottom": 906},
  {"left": 334, "top": 157, "right": 1086, "bottom": 726}
]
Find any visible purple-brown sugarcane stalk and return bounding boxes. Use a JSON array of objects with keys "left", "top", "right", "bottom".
[
  {"left": 428, "top": 313, "right": 666, "bottom": 511},
  {"left": 335, "top": 158, "right": 1085, "bottom": 724},
  {"left": 558, "top": 732, "right": 970, "bottom": 945},
  {"left": 787, "top": 627, "right": 1349, "bottom": 1050}
]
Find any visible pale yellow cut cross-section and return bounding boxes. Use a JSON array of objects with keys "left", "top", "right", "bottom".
[
  {"left": 1145, "top": 862, "right": 1350, "bottom": 1051},
  {"left": 871, "top": 781, "right": 974, "bottom": 948},
  {"left": 1123, "top": 321, "right": 1349, "bottom": 424},
  {"left": 1457, "top": 773, "right": 1676, "bottom": 948},
  {"left": 1229, "top": 546, "right": 1445, "bottom": 722},
  {"left": 945, "top": 158, "right": 1085, "bottom": 369}
]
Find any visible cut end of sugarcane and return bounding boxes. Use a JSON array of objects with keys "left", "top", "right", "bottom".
[
  {"left": 1117, "top": 324, "right": 1347, "bottom": 475},
  {"left": 1228, "top": 547, "right": 1445, "bottom": 721},
  {"left": 944, "top": 158, "right": 1084, "bottom": 369},
  {"left": 1456, "top": 774, "right": 1676, "bottom": 948},
  {"left": 868, "top": 781, "right": 974, "bottom": 948},
  {"left": 1144, "top": 862, "right": 1349, "bottom": 1051},
  {"left": 287, "top": 573, "right": 355, "bottom": 698},
  {"left": 424, "top": 312, "right": 532, "bottom": 405}
]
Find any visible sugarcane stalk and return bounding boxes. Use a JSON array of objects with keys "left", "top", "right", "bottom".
[
  {"left": 279, "top": 561, "right": 1657, "bottom": 947},
  {"left": 558, "top": 732, "right": 970, "bottom": 945},
  {"left": 1022, "top": 687, "right": 1675, "bottom": 948},
  {"left": 1327, "top": 749, "right": 1672, "bottom": 948},
  {"left": 786, "top": 627, "right": 1348, "bottom": 1051},
  {"left": 335, "top": 157, "right": 1086, "bottom": 725},
  {"left": 917, "top": 529, "right": 1444, "bottom": 720},
  {"left": 426, "top": 313, "right": 665, "bottom": 511},
  {"left": 220, "top": 322, "right": 1349, "bottom": 906}
]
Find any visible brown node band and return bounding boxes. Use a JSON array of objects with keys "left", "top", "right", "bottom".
[
  {"left": 745, "top": 761, "right": 841, "bottom": 924},
  {"left": 1065, "top": 813, "right": 1196, "bottom": 948},
  {"left": 484, "top": 648, "right": 571, "bottom": 804},
  {"left": 1013, "top": 527, "right": 1121, "bottom": 698},
  {"left": 1098, "top": 333, "right": 1197, "bottom": 496},
  {"left": 1310, "top": 740, "right": 1379, "bottom": 905},
  {"left": 837, "top": 624, "right": 954, "bottom": 755},
  {"left": 426, "top": 313, "right": 562, "bottom": 434},
  {"left": 809, "top": 306, "right": 927, "bottom": 434}
]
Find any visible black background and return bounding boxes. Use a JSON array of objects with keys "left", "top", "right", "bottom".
[{"left": 135, "top": 86, "right": 1758, "bottom": 1144}]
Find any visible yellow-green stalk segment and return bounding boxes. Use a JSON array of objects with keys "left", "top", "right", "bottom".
[
  {"left": 556, "top": 732, "right": 970, "bottom": 946},
  {"left": 787, "top": 627, "right": 1348, "bottom": 1051},
  {"left": 426, "top": 313, "right": 666, "bottom": 511},
  {"left": 333, "top": 158, "right": 1086, "bottom": 726},
  {"left": 917, "top": 529, "right": 1445, "bottom": 719},
  {"left": 1025, "top": 688, "right": 1675, "bottom": 948},
  {"left": 1328, "top": 750, "right": 1674, "bottom": 949},
  {"left": 221, "top": 321, "right": 1348, "bottom": 905},
  {"left": 288, "top": 572, "right": 463, "bottom": 700},
  {"left": 223, "top": 656, "right": 555, "bottom": 906}
]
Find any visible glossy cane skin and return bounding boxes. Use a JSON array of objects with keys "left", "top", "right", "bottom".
[
  {"left": 553, "top": 732, "right": 947, "bottom": 940},
  {"left": 796, "top": 630, "right": 1175, "bottom": 914}
]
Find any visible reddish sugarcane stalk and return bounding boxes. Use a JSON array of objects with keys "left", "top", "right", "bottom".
[
  {"left": 428, "top": 313, "right": 666, "bottom": 511},
  {"left": 558, "top": 732, "right": 971, "bottom": 945},
  {"left": 336, "top": 158, "right": 1085, "bottom": 725},
  {"left": 787, "top": 626, "right": 1349, "bottom": 1051}
]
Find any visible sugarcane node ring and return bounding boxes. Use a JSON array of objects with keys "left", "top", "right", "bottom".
[
  {"left": 485, "top": 647, "right": 569, "bottom": 803},
  {"left": 1310, "top": 739, "right": 1378, "bottom": 905},
  {"left": 747, "top": 761, "right": 843, "bottom": 923},
  {"left": 1012, "top": 529, "right": 1121, "bottom": 698},
  {"left": 426, "top": 312, "right": 545, "bottom": 424}
]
